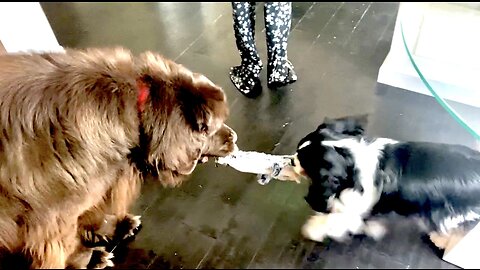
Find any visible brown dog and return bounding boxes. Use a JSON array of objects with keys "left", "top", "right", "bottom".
[{"left": 0, "top": 47, "right": 237, "bottom": 269}]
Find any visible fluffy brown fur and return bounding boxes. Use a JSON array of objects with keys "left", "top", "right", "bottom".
[{"left": 0, "top": 47, "right": 237, "bottom": 269}]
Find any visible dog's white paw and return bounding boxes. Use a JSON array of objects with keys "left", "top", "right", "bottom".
[
  {"left": 115, "top": 214, "right": 142, "bottom": 240},
  {"left": 104, "top": 252, "right": 114, "bottom": 268},
  {"left": 301, "top": 214, "right": 330, "bottom": 242},
  {"left": 302, "top": 212, "right": 366, "bottom": 243},
  {"left": 128, "top": 215, "right": 142, "bottom": 237},
  {"left": 363, "top": 219, "right": 388, "bottom": 241},
  {"left": 90, "top": 249, "right": 114, "bottom": 269}
]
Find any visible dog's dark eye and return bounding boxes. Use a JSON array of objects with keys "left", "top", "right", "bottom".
[{"left": 328, "top": 176, "right": 340, "bottom": 186}]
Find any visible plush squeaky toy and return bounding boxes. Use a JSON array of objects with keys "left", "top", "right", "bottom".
[{"left": 215, "top": 150, "right": 302, "bottom": 185}]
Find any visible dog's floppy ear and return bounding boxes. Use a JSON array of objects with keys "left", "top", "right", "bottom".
[
  {"left": 176, "top": 72, "right": 228, "bottom": 134},
  {"left": 320, "top": 114, "right": 368, "bottom": 136}
]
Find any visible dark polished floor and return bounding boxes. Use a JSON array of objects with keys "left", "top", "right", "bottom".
[{"left": 34, "top": 2, "right": 480, "bottom": 269}]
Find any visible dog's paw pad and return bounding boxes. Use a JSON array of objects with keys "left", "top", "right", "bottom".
[{"left": 89, "top": 249, "right": 114, "bottom": 269}]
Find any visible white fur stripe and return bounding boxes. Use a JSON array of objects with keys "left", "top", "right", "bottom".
[
  {"left": 298, "top": 140, "right": 311, "bottom": 150},
  {"left": 322, "top": 138, "right": 398, "bottom": 216}
]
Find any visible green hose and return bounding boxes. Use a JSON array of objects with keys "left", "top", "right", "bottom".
[{"left": 400, "top": 23, "right": 480, "bottom": 141}]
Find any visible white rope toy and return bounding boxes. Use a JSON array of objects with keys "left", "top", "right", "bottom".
[{"left": 215, "top": 150, "right": 301, "bottom": 185}]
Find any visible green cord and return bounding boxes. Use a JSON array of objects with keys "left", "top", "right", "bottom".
[{"left": 400, "top": 23, "right": 480, "bottom": 141}]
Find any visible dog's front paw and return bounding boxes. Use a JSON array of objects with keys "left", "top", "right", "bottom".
[
  {"left": 363, "top": 219, "right": 387, "bottom": 241},
  {"left": 88, "top": 248, "right": 114, "bottom": 269},
  {"left": 301, "top": 214, "right": 329, "bottom": 242},
  {"left": 302, "top": 212, "right": 365, "bottom": 243},
  {"left": 114, "top": 214, "right": 142, "bottom": 241}
]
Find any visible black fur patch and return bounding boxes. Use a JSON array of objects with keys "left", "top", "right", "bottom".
[{"left": 297, "top": 115, "right": 480, "bottom": 236}]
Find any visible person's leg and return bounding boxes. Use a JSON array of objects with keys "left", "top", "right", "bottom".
[
  {"left": 230, "top": 2, "right": 263, "bottom": 97},
  {"left": 264, "top": 2, "right": 297, "bottom": 88}
]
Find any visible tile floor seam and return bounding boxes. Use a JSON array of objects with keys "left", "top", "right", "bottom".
[
  {"left": 342, "top": 2, "right": 373, "bottom": 48},
  {"left": 291, "top": 3, "right": 316, "bottom": 32},
  {"left": 245, "top": 213, "right": 282, "bottom": 269},
  {"left": 311, "top": 2, "right": 345, "bottom": 47},
  {"left": 174, "top": 14, "right": 224, "bottom": 62}
]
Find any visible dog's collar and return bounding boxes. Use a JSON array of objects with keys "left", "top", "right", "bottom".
[{"left": 136, "top": 79, "right": 150, "bottom": 113}]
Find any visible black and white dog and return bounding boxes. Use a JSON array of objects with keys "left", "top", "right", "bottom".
[{"left": 292, "top": 115, "right": 480, "bottom": 251}]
